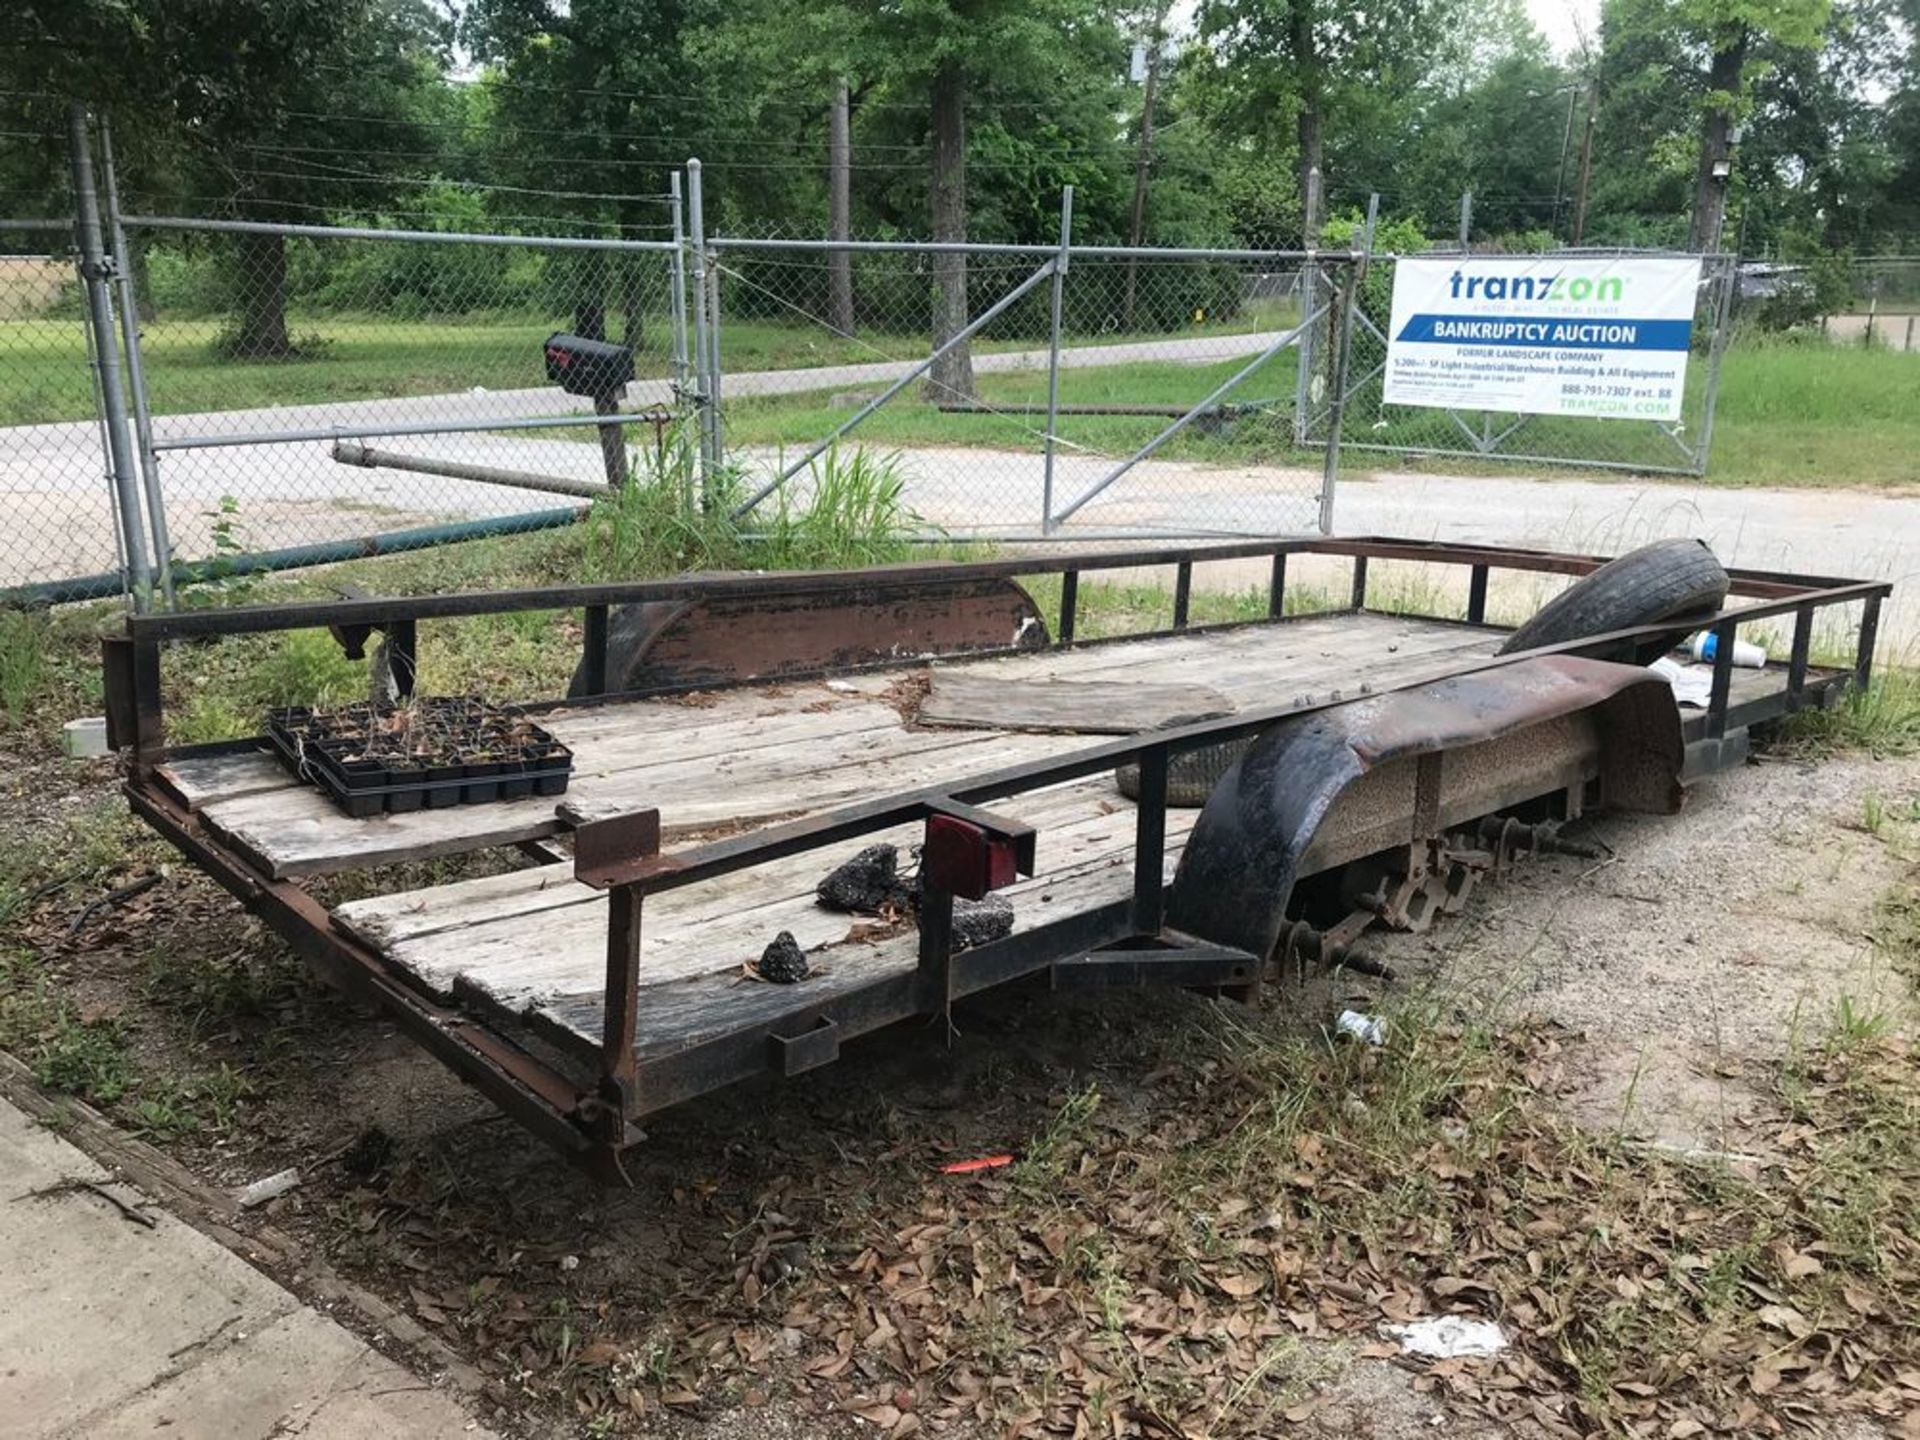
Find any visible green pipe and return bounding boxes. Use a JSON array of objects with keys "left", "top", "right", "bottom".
[{"left": 2, "top": 505, "right": 589, "bottom": 610}]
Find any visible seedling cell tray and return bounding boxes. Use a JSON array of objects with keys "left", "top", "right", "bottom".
[{"left": 265, "top": 698, "right": 572, "bottom": 818}]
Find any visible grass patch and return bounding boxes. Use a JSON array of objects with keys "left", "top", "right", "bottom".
[
  {"left": 708, "top": 332, "right": 1920, "bottom": 490},
  {"left": 0, "top": 611, "right": 48, "bottom": 726},
  {"left": 0, "top": 306, "right": 1289, "bottom": 429},
  {"left": 1781, "top": 667, "right": 1920, "bottom": 758}
]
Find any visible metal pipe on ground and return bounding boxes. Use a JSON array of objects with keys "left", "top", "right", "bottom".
[
  {"left": 332, "top": 441, "right": 610, "bottom": 500},
  {"left": 3, "top": 506, "right": 588, "bottom": 610}
]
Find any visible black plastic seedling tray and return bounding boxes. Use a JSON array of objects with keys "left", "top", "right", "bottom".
[{"left": 266, "top": 699, "right": 572, "bottom": 818}]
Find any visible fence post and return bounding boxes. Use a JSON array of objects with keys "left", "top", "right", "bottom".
[
  {"left": 667, "top": 170, "right": 693, "bottom": 504},
  {"left": 99, "top": 117, "right": 174, "bottom": 607},
  {"left": 1315, "top": 197, "right": 1375, "bottom": 535},
  {"left": 1293, "top": 165, "right": 1322, "bottom": 447},
  {"left": 67, "top": 103, "right": 152, "bottom": 610},
  {"left": 1318, "top": 250, "right": 1365, "bottom": 536},
  {"left": 1690, "top": 254, "right": 1738, "bottom": 477},
  {"left": 1041, "top": 185, "right": 1073, "bottom": 535},
  {"left": 684, "top": 158, "right": 715, "bottom": 502}
]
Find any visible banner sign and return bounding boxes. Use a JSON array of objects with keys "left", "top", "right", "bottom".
[{"left": 1383, "top": 255, "right": 1703, "bottom": 422}]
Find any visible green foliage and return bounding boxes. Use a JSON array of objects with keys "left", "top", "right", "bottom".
[
  {"left": 1783, "top": 668, "right": 1920, "bottom": 757},
  {"left": 756, "top": 444, "right": 920, "bottom": 570},
  {"left": 580, "top": 439, "right": 916, "bottom": 582},
  {"left": 0, "top": 612, "right": 48, "bottom": 727},
  {"left": 1322, "top": 210, "right": 1431, "bottom": 328},
  {"left": 0, "top": 952, "right": 134, "bottom": 1104}
]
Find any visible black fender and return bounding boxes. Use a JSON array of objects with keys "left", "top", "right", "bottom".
[{"left": 1164, "top": 656, "right": 1684, "bottom": 960}]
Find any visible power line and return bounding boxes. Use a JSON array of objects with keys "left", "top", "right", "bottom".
[
  {"left": 231, "top": 152, "right": 674, "bottom": 205},
  {"left": 308, "top": 59, "right": 1083, "bottom": 117}
]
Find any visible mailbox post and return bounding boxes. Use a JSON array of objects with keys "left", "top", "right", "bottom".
[{"left": 544, "top": 333, "right": 636, "bottom": 489}]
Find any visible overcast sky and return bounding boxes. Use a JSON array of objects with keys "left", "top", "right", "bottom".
[{"left": 1525, "top": 0, "right": 1602, "bottom": 58}]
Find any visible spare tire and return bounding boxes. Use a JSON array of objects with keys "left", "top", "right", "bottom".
[{"left": 1497, "top": 537, "right": 1728, "bottom": 664}]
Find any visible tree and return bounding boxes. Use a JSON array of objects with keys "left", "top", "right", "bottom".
[
  {"left": 1197, "top": 0, "right": 1460, "bottom": 234},
  {"left": 464, "top": 0, "right": 717, "bottom": 346},
  {"left": 9, "top": 0, "right": 446, "bottom": 356},
  {"left": 1673, "top": 0, "right": 1829, "bottom": 251}
]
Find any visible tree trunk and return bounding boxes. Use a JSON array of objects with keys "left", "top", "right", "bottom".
[
  {"left": 1289, "top": 0, "right": 1323, "bottom": 238},
  {"left": 129, "top": 236, "right": 156, "bottom": 324},
  {"left": 828, "top": 80, "right": 856, "bottom": 337},
  {"left": 926, "top": 57, "right": 974, "bottom": 404},
  {"left": 575, "top": 249, "right": 607, "bottom": 341},
  {"left": 619, "top": 201, "right": 646, "bottom": 348},
  {"left": 1688, "top": 34, "right": 1748, "bottom": 254},
  {"left": 232, "top": 230, "right": 292, "bottom": 358}
]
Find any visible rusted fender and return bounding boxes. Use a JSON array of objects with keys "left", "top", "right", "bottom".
[
  {"left": 1165, "top": 656, "right": 1684, "bottom": 960},
  {"left": 569, "top": 576, "right": 1049, "bottom": 697}
]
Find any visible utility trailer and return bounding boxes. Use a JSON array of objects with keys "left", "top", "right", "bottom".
[{"left": 103, "top": 538, "right": 1888, "bottom": 1179}]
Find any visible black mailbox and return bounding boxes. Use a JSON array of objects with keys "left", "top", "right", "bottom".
[{"left": 544, "top": 332, "right": 634, "bottom": 399}]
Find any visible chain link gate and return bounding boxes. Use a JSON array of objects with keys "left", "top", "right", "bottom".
[
  {"left": 1305, "top": 248, "right": 1738, "bottom": 477},
  {"left": 706, "top": 188, "right": 1362, "bottom": 544}
]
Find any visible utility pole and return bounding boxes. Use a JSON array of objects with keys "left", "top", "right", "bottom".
[
  {"left": 1552, "top": 85, "right": 1579, "bottom": 237},
  {"left": 1458, "top": 190, "right": 1473, "bottom": 252},
  {"left": 1571, "top": 86, "right": 1596, "bottom": 246},
  {"left": 827, "top": 80, "right": 854, "bottom": 336},
  {"left": 1122, "top": 20, "right": 1163, "bottom": 329}
]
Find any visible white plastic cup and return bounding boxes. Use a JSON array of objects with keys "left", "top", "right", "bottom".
[{"left": 1689, "top": 631, "right": 1766, "bottom": 669}]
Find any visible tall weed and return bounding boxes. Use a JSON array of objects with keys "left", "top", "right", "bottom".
[{"left": 0, "top": 611, "right": 48, "bottom": 725}]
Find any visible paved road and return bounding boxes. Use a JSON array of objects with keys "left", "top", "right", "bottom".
[
  {"left": 6, "top": 323, "right": 1919, "bottom": 648},
  {"left": 0, "top": 325, "right": 1290, "bottom": 588},
  {"left": 0, "top": 1091, "right": 492, "bottom": 1439}
]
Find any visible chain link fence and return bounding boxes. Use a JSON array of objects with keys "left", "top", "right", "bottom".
[
  {"left": 121, "top": 216, "right": 688, "bottom": 582},
  {"left": 1308, "top": 250, "right": 1738, "bottom": 477},
  {"left": 5, "top": 110, "right": 1755, "bottom": 609},
  {"left": 0, "top": 215, "right": 126, "bottom": 593}
]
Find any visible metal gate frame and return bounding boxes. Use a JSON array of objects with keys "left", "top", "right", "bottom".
[{"left": 706, "top": 179, "right": 1365, "bottom": 544}]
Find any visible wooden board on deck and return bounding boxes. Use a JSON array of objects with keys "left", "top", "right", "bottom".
[
  {"left": 157, "top": 748, "right": 294, "bottom": 812},
  {"left": 919, "top": 673, "right": 1235, "bottom": 734}
]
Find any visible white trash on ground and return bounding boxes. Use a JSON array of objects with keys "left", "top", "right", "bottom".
[
  {"left": 1688, "top": 631, "right": 1767, "bottom": 669},
  {"left": 1335, "top": 1010, "right": 1386, "bottom": 1046},
  {"left": 1387, "top": 1315, "right": 1509, "bottom": 1359},
  {"left": 235, "top": 1167, "right": 300, "bottom": 1209},
  {"left": 1647, "top": 656, "right": 1713, "bottom": 709}
]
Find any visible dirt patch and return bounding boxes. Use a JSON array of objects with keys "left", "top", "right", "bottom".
[{"left": 1368, "top": 751, "right": 1920, "bottom": 1157}]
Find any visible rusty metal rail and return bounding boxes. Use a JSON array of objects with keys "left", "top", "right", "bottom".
[{"left": 106, "top": 537, "right": 1892, "bottom": 1176}]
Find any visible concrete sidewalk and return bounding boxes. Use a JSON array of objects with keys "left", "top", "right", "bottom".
[{"left": 0, "top": 1094, "right": 492, "bottom": 1439}]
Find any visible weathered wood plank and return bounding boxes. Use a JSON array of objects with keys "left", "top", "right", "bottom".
[
  {"left": 201, "top": 786, "right": 567, "bottom": 881},
  {"left": 920, "top": 674, "right": 1236, "bottom": 734},
  {"left": 362, "top": 786, "right": 1180, "bottom": 1013},
  {"left": 336, "top": 776, "right": 1124, "bottom": 950},
  {"left": 156, "top": 748, "right": 295, "bottom": 812},
  {"left": 556, "top": 728, "right": 1079, "bottom": 831}
]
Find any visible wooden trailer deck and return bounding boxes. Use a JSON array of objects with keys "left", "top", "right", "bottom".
[
  {"left": 157, "top": 611, "right": 1501, "bottom": 1057},
  {"left": 111, "top": 537, "right": 1888, "bottom": 1170},
  {"left": 155, "top": 609, "right": 1819, "bottom": 1070}
]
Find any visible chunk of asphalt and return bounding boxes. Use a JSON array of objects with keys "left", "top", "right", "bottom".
[
  {"left": 817, "top": 843, "right": 911, "bottom": 914},
  {"left": 757, "top": 930, "right": 811, "bottom": 984},
  {"left": 951, "top": 892, "right": 1015, "bottom": 950}
]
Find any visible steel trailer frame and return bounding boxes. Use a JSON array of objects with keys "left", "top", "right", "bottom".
[{"left": 106, "top": 537, "right": 1889, "bottom": 1178}]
